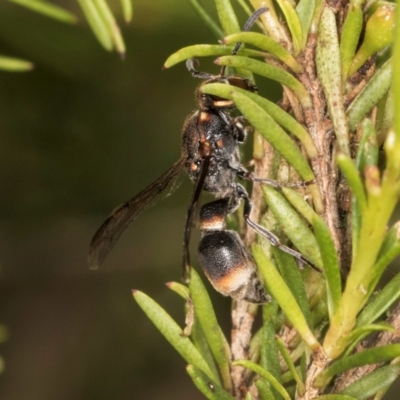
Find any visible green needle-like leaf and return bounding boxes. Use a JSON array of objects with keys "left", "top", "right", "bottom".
[
  {"left": 355, "top": 119, "right": 379, "bottom": 172},
  {"left": 187, "top": 365, "right": 235, "bottom": 400},
  {"left": 9, "top": 0, "right": 77, "bottom": 24},
  {"left": 347, "top": 59, "right": 392, "bottom": 131},
  {"left": 260, "top": 321, "right": 282, "bottom": 393},
  {"left": 314, "top": 344, "right": 400, "bottom": 387},
  {"left": 120, "top": 0, "right": 133, "bottom": 23},
  {"left": 394, "top": 0, "right": 400, "bottom": 139},
  {"left": 345, "top": 323, "right": 395, "bottom": 355},
  {"left": 233, "top": 360, "right": 292, "bottom": 400},
  {"left": 189, "top": 269, "right": 232, "bottom": 391},
  {"left": 314, "top": 396, "right": 358, "bottom": 400},
  {"left": 255, "top": 378, "right": 276, "bottom": 400},
  {"left": 337, "top": 154, "right": 367, "bottom": 213},
  {"left": 312, "top": 215, "right": 341, "bottom": 317},
  {"left": 77, "top": 0, "right": 113, "bottom": 50},
  {"left": 253, "top": 244, "right": 320, "bottom": 349},
  {"left": 166, "top": 281, "right": 190, "bottom": 300},
  {"left": 189, "top": 0, "right": 224, "bottom": 39},
  {"left": 275, "top": 0, "right": 303, "bottom": 54},
  {"left": 0, "top": 55, "right": 33, "bottom": 72},
  {"left": 340, "top": 0, "right": 363, "bottom": 87},
  {"left": 94, "top": 0, "right": 126, "bottom": 57},
  {"left": 223, "top": 32, "right": 303, "bottom": 72},
  {"left": 273, "top": 249, "right": 312, "bottom": 327},
  {"left": 357, "top": 271, "right": 400, "bottom": 327},
  {"left": 339, "top": 365, "right": 400, "bottom": 400},
  {"left": 215, "top": 0, "right": 241, "bottom": 34},
  {"left": 163, "top": 45, "right": 265, "bottom": 69},
  {"left": 133, "top": 290, "right": 213, "bottom": 378},
  {"left": 282, "top": 187, "right": 319, "bottom": 224},
  {"left": 214, "top": 56, "right": 312, "bottom": 107},
  {"left": 296, "top": 0, "right": 315, "bottom": 48},
  {"left": 262, "top": 186, "right": 323, "bottom": 268},
  {"left": 316, "top": 7, "right": 350, "bottom": 155},
  {"left": 276, "top": 336, "right": 305, "bottom": 394}
]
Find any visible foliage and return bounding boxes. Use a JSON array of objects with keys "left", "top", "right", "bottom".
[
  {"left": 3, "top": 0, "right": 400, "bottom": 399},
  {"left": 136, "top": 0, "right": 400, "bottom": 399}
]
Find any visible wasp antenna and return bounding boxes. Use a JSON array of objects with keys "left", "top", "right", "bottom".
[
  {"left": 231, "top": 7, "right": 269, "bottom": 56},
  {"left": 220, "top": 7, "right": 269, "bottom": 77}
]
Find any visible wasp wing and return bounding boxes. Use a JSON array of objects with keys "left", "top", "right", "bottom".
[{"left": 88, "top": 158, "right": 186, "bottom": 269}]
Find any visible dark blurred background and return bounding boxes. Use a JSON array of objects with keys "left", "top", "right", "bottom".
[{"left": 0, "top": 1, "right": 399, "bottom": 399}]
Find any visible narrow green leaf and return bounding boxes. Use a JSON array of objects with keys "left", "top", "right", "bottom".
[
  {"left": 0, "top": 55, "right": 33, "bottom": 72},
  {"left": 163, "top": 45, "right": 265, "bottom": 69},
  {"left": 253, "top": 244, "right": 320, "bottom": 350},
  {"left": 262, "top": 186, "right": 323, "bottom": 268},
  {"left": 166, "top": 281, "right": 190, "bottom": 300},
  {"left": 296, "top": 0, "right": 315, "bottom": 48},
  {"left": 275, "top": 0, "right": 303, "bottom": 54},
  {"left": 249, "top": 328, "right": 263, "bottom": 364},
  {"left": 339, "top": 365, "right": 400, "bottom": 400},
  {"left": 281, "top": 187, "right": 319, "bottom": 225},
  {"left": 120, "top": 0, "right": 133, "bottom": 23},
  {"left": 393, "top": 0, "right": 400, "bottom": 141},
  {"left": 233, "top": 360, "right": 291, "bottom": 400},
  {"left": 347, "top": 59, "right": 392, "bottom": 131},
  {"left": 367, "top": 222, "right": 400, "bottom": 294},
  {"left": 272, "top": 249, "right": 312, "bottom": 327},
  {"left": 255, "top": 378, "right": 277, "bottom": 400},
  {"left": 189, "top": 269, "right": 232, "bottom": 390},
  {"left": 166, "top": 282, "right": 221, "bottom": 382},
  {"left": 94, "top": 0, "right": 126, "bottom": 57},
  {"left": 77, "top": 0, "right": 113, "bottom": 50},
  {"left": 377, "top": 89, "right": 394, "bottom": 144},
  {"left": 133, "top": 290, "right": 213, "bottom": 378},
  {"left": 167, "top": 285, "right": 221, "bottom": 384},
  {"left": 223, "top": 32, "right": 303, "bottom": 72},
  {"left": 356, "top": 119, "right": 379, "bottom": 172},
  {"left": 340, "top": 2, "right": 363, "bottom": 86},
  {"left": 276, "top": 337, "right": 305, "bottom": 394},
  {"left": 214, "top": 56, "right": 312, "bottom": 107},
  {"left": 312, "top": 215, "right": 341, "bottom": 317},
  {"left": 337, "top": 154, "right": 367, "bottom": 213},
  {"left": 189, "top": 0, "right": 224, "bottom": 38},
  {"left": 314, "top": 344, "right": 400, "bottom": 387},
  {"left": 187, "top": 365, "right": 235, "bottom": 400},
  {"left": 314, "top": 396, "right": 358, "bottom": 400},
  {"left": 357, "top": 271, "right": 400, "bottom": 326},
  {"left": 191, "top": 318, "right": 222, "bottom": 387},
  {"left": 215, "top": 0, "right": 241, "bottom": 34},
  {"left": 9, "top": 0, "right": 77, "bottom": 24},
  {"left": 346, "top": 323, "right": 395, "bottom": 355},
  {"left": 260, "top": 322, "right": 282, "bottom": 399},
  {"left": 316, "top": 7, "right": 350, "bottom": 155}
]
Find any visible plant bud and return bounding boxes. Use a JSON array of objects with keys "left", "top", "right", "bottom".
[{"left": 349, "top": 5, "right": 395, "bottom": 75}]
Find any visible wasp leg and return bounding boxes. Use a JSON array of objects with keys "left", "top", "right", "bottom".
[{"left": 235, "top": 185, "right": 321, "bottom": 272}]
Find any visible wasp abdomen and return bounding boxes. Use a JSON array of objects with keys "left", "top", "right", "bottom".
[{"left": 198, "top": 198, "right": 270, "bottom": 304}]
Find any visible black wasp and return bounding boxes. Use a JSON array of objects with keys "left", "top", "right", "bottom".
[{"left": 88, "top": 8, "right": 310, "bottom": 303}]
